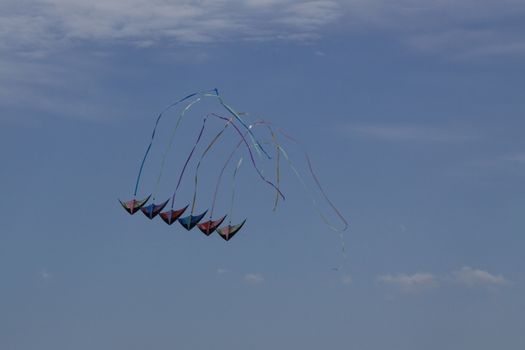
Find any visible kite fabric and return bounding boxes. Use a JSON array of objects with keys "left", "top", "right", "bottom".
[
  {"left": 119, "top": 89, "right": 349, "bottom": 262},
  {"left": 119, "top": 195, "right": 150, "bottom": 215}
]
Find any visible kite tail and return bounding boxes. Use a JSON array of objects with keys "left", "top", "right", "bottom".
[
  {"left": 270, "top": 129, "right": 281, "bottom": 211},
  {"left": 153, "top": 98, "right": 201, "bottom": 200},
  {"left": 190, "top": 117, "right": 233, "bottom": 214},
  {"left": 210, "top": 139, "right": 244, "bottom": 218},
  {"left": 134, "top": 112, "right": 162, "bottom": 197},
  {"left": 211, "top": 113, "right": 285, "bottom": 201},
  {"left": 214, "top": 93, "right": 271, "bottom": 160},
  {"left": 304, "top": 151, "right": 348, "bottom": 269},
  {"left": 252, "top": 121, "right": 348, "bottom": 232},
  {"left": 276, "top": 138, "right": 347, "bottom": 270},
  {"left": 170, "top": 118, "right": 207, "bottom": 209},
  {"left": 305, "top": 152, "right": 349, "bottom": 232},
  {"left": 228, "top": 158, "right": 243, "bottom": 224},
  {"left": 277, "top": 128, "right": 348, "bottom": 232},
  {"left": 132, "top": 89, "right": 269, "bottom": 198},
  {"left": 132, "top": 89, "right": 216, "bottom": 197},
  {"left": 249, "top": 121, "right": 348, "bottom": 270}
]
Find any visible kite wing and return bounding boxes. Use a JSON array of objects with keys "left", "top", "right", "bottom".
[
  {"left": 141, "top": 199, "right": 169, "bottom": 219},
  {"left": 197, "top": 215, "right": 226, "bottom": 236},
  {"left": 178, "top": 210, "right": 208, "bottom": 230},
  {"left": 159, "top": 205, "right": 189, "bottom": 225},
  {"left": 119, "top": 195, "right": 151, "bottom": 215},
  {"left": 217, "top": 219, "right": 246, "bottom": 241}
]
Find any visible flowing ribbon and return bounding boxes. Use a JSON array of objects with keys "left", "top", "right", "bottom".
[
  {"left": 153, "top": 98, "right": 201, "bottom": 200},
  {"left": 133, "top": 90, "right": 215, "bottom": 197},
  {"left": 190, "top": 117, "right": 233, "bottom": 214},
  {"left": 248, "top": 121, "right": 348, "bottom": 269},
  {"left": 169, "top": 118, "right": 207, "bottom": 209},
  {"left": 211, "top": 113, "right": 285, "bottom": 201},
  {"left": 228, "top": 158, "right": 244, "bottom": 224},
  {"left": 210, "top": 139, "right": 244, "bottom": 219},
  {"left": 132, "top": 89, "right": 268, "bottom": 198}
]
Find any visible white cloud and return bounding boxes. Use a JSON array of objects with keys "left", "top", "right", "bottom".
[
  {"left": 341, "top": 274, "right": 352, "bottom": 285},
  {"left": 378, "top": 272, "right": 438, "bottom": 293},
  {"left": 244, "top": 273, "right": 264, "bottom": 285},
  {"left": 0, "top": 54, "right": 138, "bottom": 122},
  {"left": 344, "top": 0, "right": 525, "bottom": 24},
  {"left": 342, "top": 0, "right": 525, "bottom": 58},
  {"left": 452, "top": 266, "right": 510, "bottom": 287},
  {"left": 0, "top": 0, "right": 342, "bottom": 55},
  {"left": 278, "top": 1, "right": 340, "bottom": 29},
  {"left": 344, "top": 124, "right": 473, "bottom": 142},
  {"left": 245, "top": 0, "right": 283, "bottom": 7},
  {"left": 377, "top": 267, "right": 511, "bottom": 293},
  {"left": 2, "top": 0, "right": 525, "bottom": 58},
  {"left": 407, "top": 29, "right": 525, "bottom": 59},
  {"left": 217, "top": 268, "right": 228, "bottom": 275},
  {"left": 504, "top": 153, "right": 525, "bottom": 164},
  {"left": 40, "top": 269, "right": 52, "bottom": 280}
]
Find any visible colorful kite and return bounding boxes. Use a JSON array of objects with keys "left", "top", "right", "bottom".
[{"left": 119, "top": 89, "right": 348, "bottom": 250}]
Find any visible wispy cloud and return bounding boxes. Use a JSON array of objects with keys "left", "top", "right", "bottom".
[
  {"left": 378, "top": 272, "right": 438, "bottom": 293},
  {"left": 344, "top": 124, "right": 474, "bottom": 142},
  {"left": 0, "top": 1, "right": 340, "bottom": 121},
  {"left": 40, "top": 268, "right": 52, "bottom": 280},
  {"left": 244, "top": 273, "right": 264, "bottom": 285},
  {"left": 378, "top": 267, "right": 511, "bottom": 294},
  {"left": 342, "top": 0, "right": 525, "bottom": 58},
  {"left": 278, "top": 1, "right": 339, "bottom": 29},
  {"left": 0, "top": 0, "right": 342, "bottom": 56},
  {"left": 2, "top": 0, "right": 524, "bottom": 58},
  {"left": 452, "top": 266, "right": 510, "bottom": 287},
  {"left": 504, "top": 153, "right": 525, "bottom": 164},
  {"left": 0, "top": 55, "right": 135, "bottom": 122},
  {"left": 407, "top": 29, "right": 525, "bottom": 59},
  {"left": 341, "top": 274, "right": 352, "bottom": 285}
]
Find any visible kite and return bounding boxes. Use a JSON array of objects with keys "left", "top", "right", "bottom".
[{"left": 119, "top": 89, "right": 348, "bottom": 255}]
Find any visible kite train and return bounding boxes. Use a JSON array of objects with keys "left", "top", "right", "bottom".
[{"left": 120, "top": 89, "right": 348, "bottom": 245}]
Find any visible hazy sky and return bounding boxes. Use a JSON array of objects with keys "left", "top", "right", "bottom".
[{"left": 1, "top": 1, "right": 524, "bottom": 349}]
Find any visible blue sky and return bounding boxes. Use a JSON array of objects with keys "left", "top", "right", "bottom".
[{"left": 1, "top": 1, "right": 524, "bottom": 349}]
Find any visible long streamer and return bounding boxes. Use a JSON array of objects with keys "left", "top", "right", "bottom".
[
  {"left": 211, "top": 113, "right": 285, "bottom": 201},
  {"left": 132, "top": 89, "right": 268, "bottom": 198},
  {"left": 169, "top": 118, "right": 207, "bottom": 209},
  {"left": 210, "top": 139, "right": 244, "bottom": 218},
  {"left": 133, "top": 90, "right": 215, "bottom": 197},
  {"left": 228, "top": 158, "right": 244, "bottom": 224},
  {"left": 270, "top": 129, "right": 281, "bottom": 211},
  {"left": 277, "top": 128, "right": 348, "bottom": 232},
  {"left": 214, "top": 91, "right": 270, "bottom": 160},
  {"left": 190, "top": 117, "right": 233, "bottom": 214},
  {"left": 249, "top": 121, "right": 348, "bottom": 269},
  {"left": 209, "top": 122, "right": 273, "bottom": 218},
  {"left": 253, "top": 121, "right": 348, "bottom": 232},
  {"left": 153, "top": 98, "right": 201, "bottom": 200}
]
